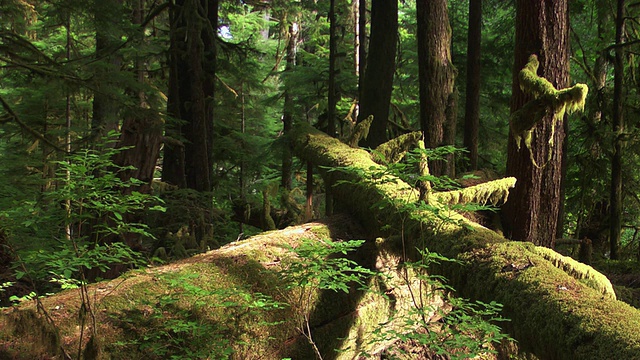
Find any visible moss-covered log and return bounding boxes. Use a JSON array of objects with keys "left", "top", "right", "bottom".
[
  {"left": 0, "top": 215, "right": 448, "bottom": 359},
  {"left": 290, "top": 123, "right": 640, "bottom": 360}
]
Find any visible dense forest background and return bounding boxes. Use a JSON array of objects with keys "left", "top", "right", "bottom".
[{"left": 1, "top": 0, "right": 640, "bottom": 308}]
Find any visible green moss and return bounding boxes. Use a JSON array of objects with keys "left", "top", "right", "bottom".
[
  {"left": 289, "top": 125, "right": 640, "bottom": 359},
  {"left": 433, "top": 177, "right": 517, "bottom": 206},
  {"left": 371, "top": 131, "right": 423, "bottom": 164},
  {"left": 345, "top": 115, "right": 374, "bottom": 147},
  {"left": 534, "top": 246, "right": 616, "bottom": 300},
  {"left": 511, "top": 54, "right": 589, "bottom": 167}
]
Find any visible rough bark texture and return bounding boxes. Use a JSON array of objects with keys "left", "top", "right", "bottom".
[
  {"left": 289, "top": 124, "right": 640, "bottom": 360},
  {"left": 113, "top": 0, "right": 163, "bottom": 196},
  {"left": 503, "top": 0, "right": 569, "bottom": 247},
  {"left": 357, "top": 0, "right": 397, "bottom": 148},
  {"left": 416, "top": 0, "right": 457, "bottom": 177},
  {"left": 463, "top": 0, "right": 481, "bottom": 171},
  {"left": 163, "top": 0, "right": 217, "bottom": 192}
]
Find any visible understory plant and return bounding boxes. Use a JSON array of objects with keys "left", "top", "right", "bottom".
[
  {"left": 364, "top": 249, "right": 511, "bottom": 359},
  {"left": 280, "top": 237, "right": 376, "bottom": 359},
  {"left": 1, "top": 138, "right": 164, "bottom": 358}
]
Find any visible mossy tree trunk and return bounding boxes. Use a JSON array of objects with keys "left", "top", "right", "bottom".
[
  {"left": 503, "top": 0, "right": 569, "bottom": 247},
  {"left": 417, "top": 0, "right": 457, "bottom": 177},
  {"left": 357, "top": 0, "right": 397, "bottom": 148},
  {"left": 289, "top": 124, "right": 640, "bottom": 360}
]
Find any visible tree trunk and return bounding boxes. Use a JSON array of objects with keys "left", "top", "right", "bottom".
[
  {"left": 281, "top": 22, "right": 298, "bottom": 191},
  {"left": 288, "top": 123, "right": 640, "bottom": 360},
  {"left": 162, "top": 0, "right": 217, "bottom": 192},
  {"left": 610, "top": 0, "right": 625, "bottom": 260},
  {"left": 416, "top": 0, "right": 456, "bottom": 177},
  {"left": 463, "top": 0, "right": 481, "bottom": 171},
  {"left": 357, "top": 0, "right": 367, "bottom": 104},
  {"left": 503, "top": 0, "right": 569, "bottom": 247},
  {"left": 357, "top": 0, "right": 397, "bottom": 148},
  {"left": 91, "top": 0, "right": 123, "bottom": 141},
  {"left": 113, "top": 0, "right": 162, "bottom": 196},
  {"left": 326, "top": 0, "right": 339, "bottom": 216}
]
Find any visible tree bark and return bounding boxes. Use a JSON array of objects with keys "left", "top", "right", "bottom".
[
  {"left": 91, "top": 0, "right": 124, "bottom": 141},
  {"left": 357, "top": 0, "right": 367, "bottom": 103},
  {"left": 289, "top": 123, "right": 640, "bottom": 360},
  {"left": 463, "top": 0, "right": 481, "bottom": 171},
  {"left": 416, "top": 0, "right": 457, "bottom": 177},
  {"left": 610, "top": 0, "right": 625, "bottom": 260},
  {"left": 357, "top": 0, "right": 397, "bottom": 148},
  {"left": 503, "top": 0, "right": 569, "bottom": 247},
  {"left": 162, "top": 0, "right": 217, "bottom": 192},
  {"left": 113, "top": 0, "right": 163, "bottom": 196},
  {"left": 281, "top": 22, "right": 298, "bottom": 191}
]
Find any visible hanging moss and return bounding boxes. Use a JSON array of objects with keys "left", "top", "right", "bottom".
[{"left": 510, "top": 54, "right": 588, "bottom": 167}]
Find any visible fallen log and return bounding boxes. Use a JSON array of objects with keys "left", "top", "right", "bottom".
[
  {"left": 3, "top": 213, "right": 471, "bottom": 359},
  {"left": 290, "top": 123, "right": 640, "bottom": 360}
]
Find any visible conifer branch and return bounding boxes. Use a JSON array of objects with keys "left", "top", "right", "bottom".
[{"left": 0, "top": 95, "right": 67, "bottom": 153}]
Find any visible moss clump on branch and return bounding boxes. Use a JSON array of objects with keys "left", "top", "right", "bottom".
[
  {"left": 535, "top": 246, "right": 616, "bottom": 300},
  {"left": 433, "top": 177, "right": 517, "bottom": 206},
  {"left": 371, "top": 131, "right": 423, "bottom": 164},
  {"left": 511, "top": 54, "right": 588, "bottom": 167},
  {"left": 345, "top": 115, "right": 374, "bottom": 148}
]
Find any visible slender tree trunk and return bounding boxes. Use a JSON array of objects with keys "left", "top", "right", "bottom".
[
  {"left": 163, "top": 1, "right": 187, "bottom": 187},
  {"left": 281, "top": 22, "right": 298, "bottom": 191},
  {"left": 610, "top": 0, "right": 625, "bottom": 260},
  {"left": 325, "top": 0, "right": 339, "bottom": 216},
  {"left": 416, "top": 0, "right": 456, "bottom": 177},
  {"left": 357, "top": 0, "right": 367, "bottom": 104},
  {"left": 92, "top": 0, "right": 123, "bottom": 140},
  {"left": 357, "top": 0, "right": 397, "bottom": 148},
  {"left": 503, "top": 0, "right": 569, "bottom": 247},
  {"left": 463, "top": 0, "right": 481, "bottom": 171}
]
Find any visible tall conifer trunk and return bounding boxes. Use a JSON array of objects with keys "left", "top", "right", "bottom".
[
  {"left": 610, "top": 0, "right": 625, "bottom": 260},
  {"left": 416, "top": 0, "right": 456, "bottom": 177},
  {"left": 503, "top": 0, "right": 569, "bottom": 247},
  {"left": 163, "top": 0, "right": 218, "bottom": 192},
  {"left": 281, "top": 22, "right": 298, "bottom": 191},
  {"left": 92, "top": 0, "right": 123, "bottom": 140},
  {"left": 113, "top": 0, "right": 163, "bottom": 196},
  {"left": 463, "top": 0, "right": 481, "bottom": 171},
  {"left": 357, "top": 0, "right": 397, "bottom": 148}
]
